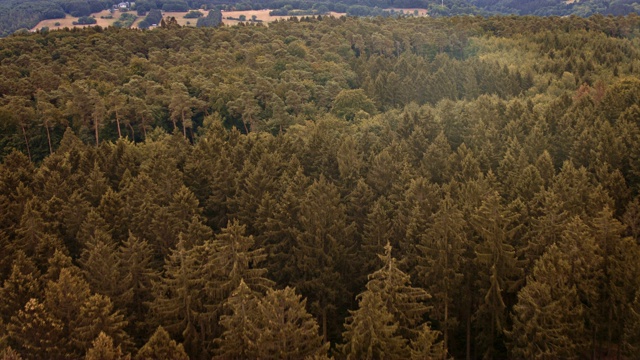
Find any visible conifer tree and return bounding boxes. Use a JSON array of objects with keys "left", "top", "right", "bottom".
[
  {"left": 135, "top": 326, "right": 188, "bottom": 360},
  {"left": 82, "top": 162, "right": 109, "bottom": 207},
  {"left": 43, "top": 267, "right": 92, "bottom": 357},
  {"left": 361, "top": 197, "right": 394, "bottom": 278},
  {"left": 341, "top": 291, "right": 407, "bottom": 360},
  {"left": 471, "top": 191, "right": 522, "bottom": 359},
  {"left": 367, "top": 242, "right": 432, "bottom": 341},
  {"left": 342, "top": 242, "right": 442, "bottom": 359},
  {"left": 623, "top": 294, "right": 640, "bottom": 356},
  {"left": 214, "top": 280, "right": 260, "bottom": 359},
  {"left": 292, "top": 176, "right": 355, "bottom": 342},
  {"left": 115, "top": 233, "right": 157, "bottom": 339},
  {"left": 591, "top": 207, "right": 638, "bottom": 354},
  {"left": 260, "top": 287, "right": 330, "bottom": 359},
  {"left": 7, "top": 298, "right": 64, "bottom": 359},
  {"left": 71, "top": 294, "right": 132, "bottom": 354},
  {"left": 409, "top": 323, "right": 448, "bottom": 360},
  {"left": 203, "top": 219, "right": 273, "bottom": 304},
  {"left": 79, "top": 233, "right": 126, "bottom": 304},
  {"left": 85, "top": 332, "right": 130, "bottom": 360},
  {"left": 147, "top": 239, "right": 203, "bottom": 356},
  {"left": 0, "top": 347, "right": 22, "bottom": 360},
  {"left": 417, "top": 193, "right": 466, "bottom": 355},
  {"left": 508, "top": 245, "right": 587, "bottom": 359},
  {"left": 256, "top": 164, "right": 308, "bottom": 286},
  {"left": 0, "top": 252, "right": 41, "bottom": 325},
  {"left": 97, "top": 188, "right": 128, "bottom": 242},
  {"left": 13, "top": 197, "right": 63, "bottom": 268}
]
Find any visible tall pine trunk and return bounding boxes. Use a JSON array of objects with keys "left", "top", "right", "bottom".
[
  {"left": 115, "top": 109, "right": 122, "bottom": 138},
  {"left": 45, "top": 125, "right": 52, "bottom": 155},
  {"left": 21, "top": 124, "right": 32, "bottom": 161},
  {"left": 94, "top": 118, "right": 100, "bottom": 146}
]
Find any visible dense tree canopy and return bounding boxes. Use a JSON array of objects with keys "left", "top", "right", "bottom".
[{"left": 2, "top": 13, "right": 640, "bottom": 360}]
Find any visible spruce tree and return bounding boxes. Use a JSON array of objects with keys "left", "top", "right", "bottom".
[
  {"left": 203, "top": 219, "right": 273, "bottom": 305},
  {"left": 0, "top": 347, "right": 22, "bottom": 360},
  {"left": 253, "top": 287, "right": 329, "bottom": 360},
  {"left": 79, "top": 233, "right": 126, "bottom": 305},
  {"left": 416, "top": 193, "right": 466, "bottom": 355},
  {"left": 135, "top": 326, "right": 188, "bottom": 360},
  {"left": 471, "top": 191, "right": 522, "bottom": 359},
  {"left": 508, "top": 245, "right": 587, "bottom": 359},
  {"left": 367, "top": 242, "right": 432, "bottom": 341},
  {"left": 147, "top": 239, "right": 203, "bottom": 356},
  {"left": 115, "top": 233, "right": 157, "bottom": 341},
  {"left": 7, "top": 298, "right": 64, "bottom": 359},
  {"left": 292, "top": 176, "right": 354, "bottom": 342},
  {"left": 341, "top": 291, "right": 407, "bottom": 360},
  {"left": 0, "top": 252, "right": 41, "bottom": 325},
  {"left": 71, "top": 294, "right": 132, "bottom": 354},
  {"left": 84, "top": 332, "right": 129, "bottom": 360},
  {"left": 214, "top": 280, "right": 260, "bottom": 359}
]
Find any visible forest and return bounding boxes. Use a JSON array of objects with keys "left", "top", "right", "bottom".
[{"left": 2, "top": 13, "right": 640, "bottom": 359}]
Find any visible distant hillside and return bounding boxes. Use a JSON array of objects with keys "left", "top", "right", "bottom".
[
  {"left": 2, "top": 0, "right": 640, "bottom": 37},
  {"left": 430, "top": 0, "right": 640, "bottom": 16},
  {"left": 0, "top": 0, "right": 114, "bottom": 37}
]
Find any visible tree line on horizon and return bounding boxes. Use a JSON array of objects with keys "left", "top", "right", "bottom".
[{"left": 1, "top": 14, "right": 640, "bottom": 359}]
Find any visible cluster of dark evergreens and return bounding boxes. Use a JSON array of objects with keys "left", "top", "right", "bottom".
[{"left": 2, "top": 14, "right": 640, "bottom": 359}]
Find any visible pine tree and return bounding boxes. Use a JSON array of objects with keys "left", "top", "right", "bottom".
[
  {"left": 0, "top": 252, "right": 41, "bottom": 325},
  {"left": 135, "top": 326, "right": 188, "bottom": 360},
  {"left": 43, "top": 267, "right": 92, "bottom": 356},
  {"left": 7, "top": 298, "right": 64, "bottom": 359},
  {"left": 0, "top": 346, "right": 23, "bottom": 360},
  {"left": 97, "top": 188, "right": 128, "bottom": 242},
  {"left": 421, "top": 131, "right": 453, "bottom": 184},
  {"left": 147, "top": 239, "right": 204, "bottom": 356},
  {"left": 524, "top": 189, "right": 570, "bottom": 270},
  {"left": 214, "top": 280, "right": 260, "bottom": 359},
  {"left": 12, "top": 197, "right": 63, "bottom": 268},
  {"left": 591, "top": 207, "right": 637, "bottom": 355},
  {"left": 471, "top": 191, "right": 522, "bottom": 359},
  {"left": 202, "top": 220, "right": 274, "bottom": 305},
  {"left": 367, "top": 242, "right": 432, "bottom": 341},
  {"left": 71, "top": 294, "right": 132, "bottom": 354},
  {"left": 623, "top": 294, "right": 640, "bottom": 356},
  {"left": 79, "top": 233, "right": 126, "bottom": 304},
  {"left": 416, "top": 193, "right": 466, "bottom": 355},
  {"left": 82, "top": 161, "right": 109, "bottom": 207},
  {"left": 409, "top": 323, "right": 448, "bottom": 360},
  {"left": 257, "top": 287, "right": 329, "bottom": 360},
  {"left": 292, "top": 176, "right": 355, "bottom": 342},
  {"left": 257, "top": 165, "right": 307, "bottom": 287},
  {"left": 508, "top": 245, "right": 587, "bottom": 359},
  {"left": 558, "top": 216, "right": 604, "bottom": 356},
  {"left": 85, "top": 332, "right": 130, "bottom": 360},
  {"left": 341, "top": 291, "right": 407, "bottom": 360},
  {"left": 115, "top": 233, "right": 157, "bottom": 341},
  {"left": 361, "top": 197, "right": 394, "bottom": 279}
]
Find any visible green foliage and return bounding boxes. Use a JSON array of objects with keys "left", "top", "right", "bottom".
[
  {"left": 135, "top": 326, "right": 188, "bottom": 360},
  {"left": 216, "top": 284, "right": 328, "bottom": 359},
  {"left": 112, "top": 13, "right": 137, "bottom": 28},
  {"left": 85, "top": 332, "right": 130, "bottom": 360},
  {"left": 183, "top": 10, "right": 203, "bottom": 18},
  {"left": 2, "top": 13, "right": 640, "bottom": 360},
  {"left": 74, "top": 16, "right": 97, "bottom": 25}
]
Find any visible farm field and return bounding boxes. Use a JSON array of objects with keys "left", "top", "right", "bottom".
[
  {"left": 32, "top": 8, "right": 426, "bottom": 31},
  {"left": 32, "top": 9, "right": 137, "bottom": 31}
]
